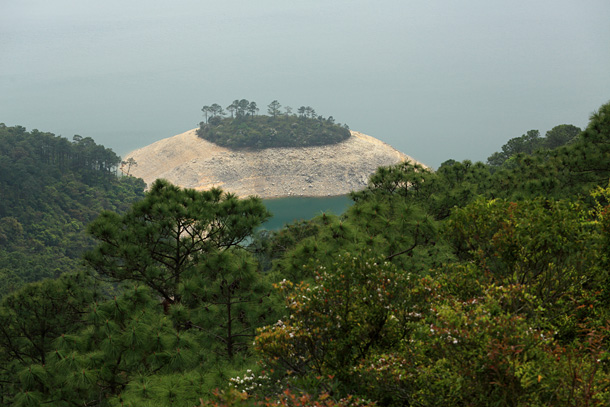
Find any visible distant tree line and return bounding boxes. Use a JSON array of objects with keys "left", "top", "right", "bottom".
[
  {"left": 197, "top": 99, "right": 350, "bottom": 149},
  {"left": 0, "top": 124, "right": 146, "bottom": 296},
  {"left": 486, "top": 124, "right": 581, "bottom": 168},
  {"left": 1, "top": 125, "right": 122, "bottom": 176}
]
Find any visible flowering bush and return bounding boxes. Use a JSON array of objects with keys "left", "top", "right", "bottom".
[
  {"left": 228, "top": 370, "right": 270, "bottom": 393},
  {"left": 255, "top": 251, "right": 423, "bottom": 392}
]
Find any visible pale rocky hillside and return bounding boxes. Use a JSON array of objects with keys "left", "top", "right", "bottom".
[{"left": 124, "top": 129, "right": 424, "bottom": 198}]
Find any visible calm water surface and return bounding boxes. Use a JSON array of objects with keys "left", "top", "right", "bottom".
[{"left": 261, "top": 195, "right": 352, "bottom": 231}]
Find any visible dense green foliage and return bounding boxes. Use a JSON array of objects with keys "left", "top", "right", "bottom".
[
  {"left": 1, "top": 179, "right": 274, "bottom": 406},
  {"left": 243, "top": 100, "right": 610, "bottom": 406},
  {"left": 86, "top": 180, "right": 275, "bottom": 359},
  {"left": 197, "top": 99, "right": 350, "bottom": 149},
  {"left": 0, "top": 124, "right": 146, "bottom": 296},
  {"left": 487, "top": 124, "right": 581, "bottom": 167},
  {"left": 2, "top": 100, "right": 610, "bottom": 406}
]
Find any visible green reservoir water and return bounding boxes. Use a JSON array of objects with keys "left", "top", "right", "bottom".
[{"left": 261, "top": 195, "right": 352, "bottom": 231}]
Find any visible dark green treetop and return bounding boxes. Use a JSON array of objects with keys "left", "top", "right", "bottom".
[{"left": 84, "top": 179, "right": 270, "bottom": 304}]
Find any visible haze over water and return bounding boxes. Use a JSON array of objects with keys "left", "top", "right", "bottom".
[{"left": 2, "top": 1, "right": 610, "bottom": 168}]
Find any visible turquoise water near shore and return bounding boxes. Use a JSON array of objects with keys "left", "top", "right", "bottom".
[{"left": 261, "top": 195, "right": 352, "bottom": 231}]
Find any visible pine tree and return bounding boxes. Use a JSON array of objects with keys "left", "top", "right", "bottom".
[
  {"left": 0, "top": 272, "right": 98, "bottom": 405},
  {"left": 182, "top": 250, "right": 276, "bottom": 359},
  {"left": 16, "top": 285, "right": 203, "bottom": 406},
  {"left": 84, "top": 179, "right": 270, "bottom": 304}
]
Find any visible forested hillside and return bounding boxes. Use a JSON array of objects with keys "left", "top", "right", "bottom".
[
  {"left": 1, "top": 100, "right": 610, "bottom": 406},
  {"left": 0, "top": 124, "right": 146, "bottom": 296}
]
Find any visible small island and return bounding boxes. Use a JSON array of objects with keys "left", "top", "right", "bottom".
[{"left": 197, "top": 99, "right": 351, "bottom": 149}]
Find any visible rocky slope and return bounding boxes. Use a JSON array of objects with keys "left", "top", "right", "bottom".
[{"left": 124, "top": 129, "right": 424, "bottom": 198}]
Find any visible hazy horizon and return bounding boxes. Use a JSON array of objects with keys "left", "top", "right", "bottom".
[{"left": 2, "top": 0, "right": 609, "bottom": 168}]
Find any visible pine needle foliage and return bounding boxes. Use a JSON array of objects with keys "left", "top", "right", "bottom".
[{"left": 84, "top": 179, "right": 271, "bottom": 304}]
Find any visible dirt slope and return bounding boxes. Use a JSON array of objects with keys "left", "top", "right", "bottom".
[{"left": 124, "top": 129, "right": 424, "bottom": 198}]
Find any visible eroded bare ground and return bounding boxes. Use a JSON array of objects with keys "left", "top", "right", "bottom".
[{"left": 125, "top": 129, "right": 425, "bottom": 198}]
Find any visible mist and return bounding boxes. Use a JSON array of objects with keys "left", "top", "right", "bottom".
[{"left": 2, "top": 0, "right": 609, "bottom": 168}]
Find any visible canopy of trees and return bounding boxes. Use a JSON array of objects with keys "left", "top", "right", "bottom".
[
  {"left": 0, "top": 125, "right": 146, "bottom": 297},
  {"left": 487, "top": 124, "right": 581, "bottom": 167},
  {"left": 197, "top": 99, "right": 351, "bottom": 149},
  {"left": 2, "top": 100, "right": 610, "bottom": 406}
]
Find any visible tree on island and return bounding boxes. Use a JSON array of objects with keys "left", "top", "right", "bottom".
[
  {"left": 237, "top": 99, "right": 249, "bottom": 117},
  {"left": 248, "top": 101, "right": 259, "bottom": 116},
  {"left": 297, "top": 105, "right": 316, "bottom": 119},
  {"left": 210, "top": 103, "right": 224, "bottom": 118},
  {"left": 267, "top": 100, "right": 281, "bottom": 117},
  {"left": 226, "top": 100, "right": 237, "bottom": 118},
  {"left": 201, "top": 105, "right": 211, "bottom": 123}
]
